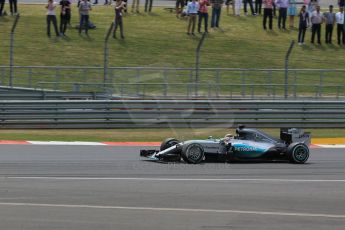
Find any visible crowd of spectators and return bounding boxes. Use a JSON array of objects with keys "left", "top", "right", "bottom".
[
  {"left": 179, "top": 0, "right": 345, "bottom": 45},
  {"left": 0, "top": 0, "right": 344, "bottom": 45}
]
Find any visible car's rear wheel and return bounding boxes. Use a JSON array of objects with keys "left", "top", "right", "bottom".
[
  {"left": 182, "top": 143, "right": 204, "bottom": 164},
  {"left": 287, "top": 143, "right": 309, "bottom": 164},
  {"left": 160, "top": 138, "right": 180, "bottom": 151}
]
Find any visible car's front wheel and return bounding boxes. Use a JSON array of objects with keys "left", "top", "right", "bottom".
[
  {"left": 287, "top": 143, "right": 309, "bottom": 164},
  {"left": 160, "top": 138, "right": 180, "bottom": 151},
  {"left": 182, "top": 143, "right": 205, "bottom": 164}
]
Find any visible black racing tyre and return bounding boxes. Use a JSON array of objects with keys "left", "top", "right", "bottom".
[
  {"left": 160, "top": 138, "right": 180, "bottom": 151},
  {"left": 287, "top": 143, "right": 309, "bottom": 164},
  {"left": 181, "top": 143, "right": 204, "bottom": 164}
]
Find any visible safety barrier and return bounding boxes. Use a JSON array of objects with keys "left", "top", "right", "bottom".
[
  {"left": 0, "top": 100, "right": 343, "bottom": 129},
  {"left": 0, "top": 91, "right": 111, "bottom": 100}
]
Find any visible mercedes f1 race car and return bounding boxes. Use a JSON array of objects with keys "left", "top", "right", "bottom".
[{"left": 140, "top": 125, "right": 311, "bottom": 164}]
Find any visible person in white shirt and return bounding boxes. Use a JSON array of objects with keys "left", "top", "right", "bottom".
[
  {"left": 187, "top": 0, "right": 199, "bottom": 35},
  {"left": 336, "top": 6, "right": 345, "bottom": 45},
  {"left": 310, "top": 5, "right": 323, "bottom": 44},
  {"left": 45, "top": 0, "right": 59, "bottom": 37}
]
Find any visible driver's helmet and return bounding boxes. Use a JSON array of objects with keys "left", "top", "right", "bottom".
[
  {"left": 224, "top": 133, "right": 234, "bottom": 138},
  {"left": 224, "top": 133, "right": 234, "bottom": 142}
]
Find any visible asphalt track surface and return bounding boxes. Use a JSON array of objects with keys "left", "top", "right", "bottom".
[{"left": 0, "top": 145, "right": 345, "bottom": 229}]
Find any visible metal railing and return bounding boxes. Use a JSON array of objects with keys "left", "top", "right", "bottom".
[
  {"left": 2, "top": 66, "right": 345, "bottom": 99},
  {"left": 1, "top": 100, "right": 345, "bottom": 128}
]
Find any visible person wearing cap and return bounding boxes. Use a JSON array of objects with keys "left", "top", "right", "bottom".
[
  {"left": 324, "top": 5, "right": 336, "bottom": 44},
  {"left": 336, "top": 6, "right": 345, "bottom": 45}
]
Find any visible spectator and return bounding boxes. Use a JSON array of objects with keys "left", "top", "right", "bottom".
[
  {"left": 234, "top": 0, "right": 241, "bottom": 16},
  {"left": 298, "top": 5, "right": 309, "bottom": 45},
  {"left": 46, "top": 0, "right": 59, "bottom": 37},
  {"left": 225, "top": 0, "right": 234, "bottom": 15},
  {"left": 310, "top": 5, "right": 323, "bottom": 44},
  {"left": 176, "top": 0, "right": 185, "bottom": 18},
  {"left": 113, "top": 0, "right": 126, "bottom": 39},
  {"left": 79, "top": 0, "right": 92, "bottom": 35},
  {"left": 131, "top": 0, "right": 139, "bottom": 13},
  {"left": 336, "top": 6, "right": 344, "bottom": 45},
  {"left": 287, "top": 0, "right": 297, "bottom": 28},
  {"left": 263, "top": 0, "right": 274, "bottom": 30},
  {"left": 9, "top": 0, "right": 18, "bottom": 15},
  {"left": 144, "top": 0, "right": 153, "bottom": 12},
  {"left": 324, "top": 5, "right": 335, "bottom": 44},
  {"left": 244, "top": 0, "right": 256, "bottom": 16},
  {"left": 276, "top": 0, "right": 289, "bottom": 30},
  {"left": 198, "top": 0, "right": 209, "bottom": 33},
  {"left": 307, "top": 0, "right": 318, "bottom": 22},
  {"left": 0, "top": 0, "right": 5, "bottom": 16},
  {"left": 210, "top": 0, "right": 223, "bottom": 28},
  {"left": 272, "top": 1, "right": 276, "bottom": 16},
  {"left": 67, "top": 0, "right": 72, "bottom": 26},
  {"left": 255, "top": 0, "right": 262, "bottom": 15},
  {"left": 187, "top": 0, "right": 199, "bottom": 35},
  {"left": 60, "top": 0, "right": 71, "bottom": 36}
]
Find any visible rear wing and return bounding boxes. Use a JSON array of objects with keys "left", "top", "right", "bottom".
[{"left": 280, "top": 128, "right": 311, "bottom": 146}]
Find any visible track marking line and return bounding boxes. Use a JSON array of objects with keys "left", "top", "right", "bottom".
[
  {"left": 3, "top": 177, "right": 345, "bottom": 182},
  {"left": 27, "top": 141, "right": 107, "bottom": 146},
  {"left": 317, "top": 144, "right": 345, "bottom": 148},
  {"left": 0, "top": 202, "right": 343, "bottom": 219},
  {"left": 102, "top": 142, "right": 160, "bottom": 146}
]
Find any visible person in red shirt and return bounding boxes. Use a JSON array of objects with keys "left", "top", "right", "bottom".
[{"left": 198, "top": 0, "right": 210, "bottom": 33}]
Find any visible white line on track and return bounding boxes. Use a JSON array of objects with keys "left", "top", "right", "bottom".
[
  {"left": 27, "top": 141, "right": 107, "bottom": 146},
  {"left": 0, "top": 202, "right": 344, "bottom": 219},
  {"left": 2, "top": 177, "right": 345, "bottom": 182},
  {"left": 317, "top": 144, "right": 345, "bottom": 148}
]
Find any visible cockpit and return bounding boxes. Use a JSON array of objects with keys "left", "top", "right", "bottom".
[{"left": 235, "top": 125, "right": 281, "bottom": 144}]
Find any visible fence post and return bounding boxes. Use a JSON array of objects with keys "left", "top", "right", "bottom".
[
  {"left": 195, "top": 32, "right": 207, "bottom": 97},
  {"left": 9, "top": 14, "right": 20, "bottom": 87},
  {"left": 104, "top": 22, "right": 114, "bottom": 88},
  {"left": 284, "top": 40, "right": 295, "bottom": 99}
]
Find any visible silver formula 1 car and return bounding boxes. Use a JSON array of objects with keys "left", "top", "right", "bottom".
[{"left": 140, "top": 125, "right": 311, "bottom": 164}]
